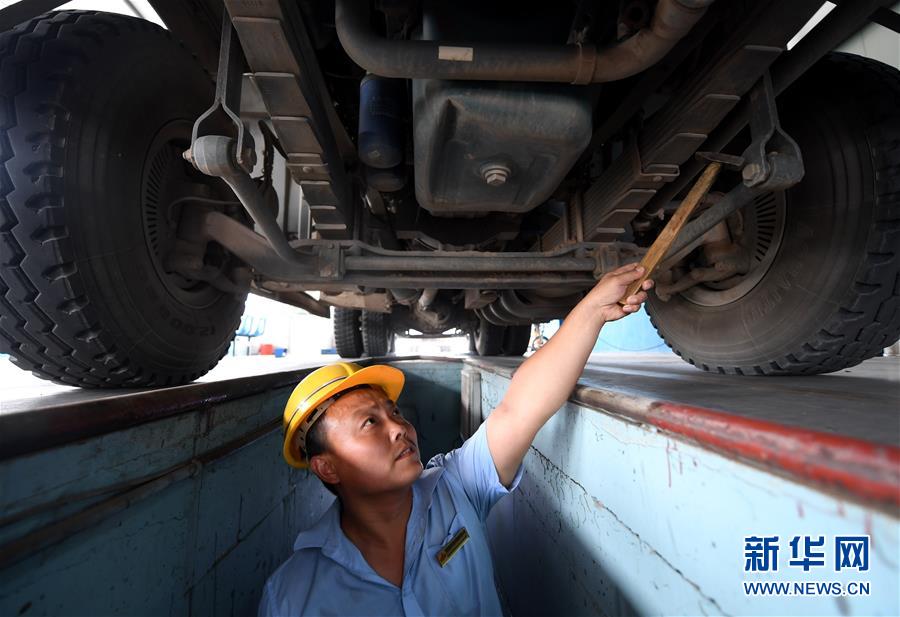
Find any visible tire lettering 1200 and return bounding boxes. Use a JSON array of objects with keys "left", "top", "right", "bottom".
[
  {"left": 748, "top": 260, "right": 802, "bottom": 323},
  {"left": 156, "top": 305, "right": 214, "bottom": 337},
  {"left": 136, "top": 260, "right": 217, "bottom": 337}
]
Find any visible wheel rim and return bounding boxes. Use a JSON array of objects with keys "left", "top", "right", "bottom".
[
  {"left": 680, "top": 190, "right": 786, "bottom": 307},
  {"left": 142, "top": 121, "right": 223, "bottom": 309}
]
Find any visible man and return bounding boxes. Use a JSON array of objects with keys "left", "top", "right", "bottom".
[{"left": 260, "top": 263, "right": 654, "bottom": 616}]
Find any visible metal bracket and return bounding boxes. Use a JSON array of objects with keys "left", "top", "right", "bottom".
[
  {"left": 740, "top": 72, "right": 804, "bottom": 187},
  {"left": 317, "top": 243, "right": 343, "bottom": 279},
  {"left": 695, "top": 151, "right": 745, "bottom": 171},
  {"left": 187, "top": 12, "right": 254, "bottom": 173},
  {"left": 593, "top": 245, "right": 619, "bottom": 278},
  {"left": 592, "top": 242, "right": 645, "bottom": 278}
]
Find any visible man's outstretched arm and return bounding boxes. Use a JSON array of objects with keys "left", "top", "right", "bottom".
[{"left": 485, "top": 263, "right": 654, "bottom": 486}]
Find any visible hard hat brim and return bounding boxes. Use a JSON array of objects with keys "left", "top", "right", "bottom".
[{"left": 282, "top": 364, "right": 405, "bottom": 468}]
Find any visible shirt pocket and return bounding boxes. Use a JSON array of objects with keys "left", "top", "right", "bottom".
[{"left": 425, "top": 512, "right": 478, "bottom": 614}]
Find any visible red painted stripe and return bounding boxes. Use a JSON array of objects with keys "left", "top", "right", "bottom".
[
  {"left": 642, "top": 401, "right": 900, "bottom": 507},
  {"left": 466, "top": 360, "right": 899, "bottom": 508}
]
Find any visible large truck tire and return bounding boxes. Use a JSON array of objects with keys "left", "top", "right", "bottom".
[
  {"left": 647, "top": 53, "right": 900, "bottom": 375},
  {"left": 0, "top": 12, "right": 247, "bottom": 387},
  {"left": 472, "top": 318, "right": 530, "bottom": 356},
  {"left": 501, "top": 324, "right": 531, "bottom": 356},
  {"left": 332, "top": 307, "right": 363, "bottom": 358},
  {"left": 361, "top": 310, "right": 392, "bottom": 357},
  {"left": 472, "top": 318, "right": 503, "bottom": 355}
]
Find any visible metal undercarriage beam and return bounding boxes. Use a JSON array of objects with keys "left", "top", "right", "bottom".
[{"left": 194, "top": 209, "right": 630, "bottom": 290}]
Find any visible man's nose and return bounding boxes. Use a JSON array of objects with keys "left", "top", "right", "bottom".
[{"left": 388, "top": 413, "right": 408, "bottom": 439}]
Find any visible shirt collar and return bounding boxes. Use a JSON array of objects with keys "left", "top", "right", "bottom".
[
  {"left": 293, "top": 497, "right": 339, "bottom": 551},
  {"left": 292, "top": 466, "right": 445, "bottom": 553}
]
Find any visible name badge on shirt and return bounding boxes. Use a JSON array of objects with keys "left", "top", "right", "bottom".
[{"left": 436, "top": 527, "right": 469, "bottom": 567}]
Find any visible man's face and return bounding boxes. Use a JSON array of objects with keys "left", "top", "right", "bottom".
[{"left": 313, "top": 387, "right": 422, "bottom": 495}]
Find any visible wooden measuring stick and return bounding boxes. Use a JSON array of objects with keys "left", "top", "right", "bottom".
[{"left": 618, "top": 161, "right": 723, "bottom": 305}]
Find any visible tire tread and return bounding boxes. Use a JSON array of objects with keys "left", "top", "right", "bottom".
[
  {"left": 361, "top": 311, "right": 391, "bottom": 357},
  {"left": 333, "top": 307, "right": 363, "bottom": 358}
]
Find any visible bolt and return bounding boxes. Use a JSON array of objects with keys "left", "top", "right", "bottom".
[
  {"left": 485, "top": 171, "right": 506, "bottom": 186},
  {"left": 182, "top": 149, "right": 193, "bottom": 163},
  {"left": 742, "top": 163, "right": 762, "bottom": 182},
  {"left": 482, "top": 164, "right": 510, "bottom": 187}
]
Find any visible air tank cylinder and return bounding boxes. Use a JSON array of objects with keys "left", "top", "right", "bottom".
[{"left": 358, "top": 75, "right": 405, "bottom": 169}]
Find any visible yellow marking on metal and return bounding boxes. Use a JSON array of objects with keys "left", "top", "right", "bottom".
[
  {"left": 436, "top": 527, "right": 469, "bottom": 567},
  {"left": 438, "top": 46, "right": 473, "bottom": 62}
]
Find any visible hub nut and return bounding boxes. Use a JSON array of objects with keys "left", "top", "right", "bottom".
[{"left": 742, "top": 162, "right": 763, "bottom": 184}]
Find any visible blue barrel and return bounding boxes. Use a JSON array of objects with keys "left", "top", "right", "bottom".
[{"left": 358, "top": 75, "right": 405, "bottom": 169}]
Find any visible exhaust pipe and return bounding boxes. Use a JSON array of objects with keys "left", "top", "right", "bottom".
[{"left": 335, "top": 0, "right": 715, "bottom": 85}]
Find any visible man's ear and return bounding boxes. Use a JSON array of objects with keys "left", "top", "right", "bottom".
[{"left": 309, "top": 453, "right": 340, "bottom": 486}]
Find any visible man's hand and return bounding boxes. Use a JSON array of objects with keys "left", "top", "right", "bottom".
[{"left": 585, "top": 262, "right": 655, "bottom": 322}]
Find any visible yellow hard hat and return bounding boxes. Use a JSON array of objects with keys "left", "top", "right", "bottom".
[{"left": 282, "top": 361, "right": 405, "bottom": 468}]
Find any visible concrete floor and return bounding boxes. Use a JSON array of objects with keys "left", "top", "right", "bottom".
[
  {"left": 580, "top": 353, "right": 900, "bottom": 446},
  {"left": 0, "top": 353, "right": 338, "bottom": 415}
]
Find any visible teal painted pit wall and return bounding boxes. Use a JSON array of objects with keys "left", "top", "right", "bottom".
[
  {"left": 0, "top": 360, "right": 462, "bottom": 617},
  {"left": 0, "top": 384, "right": 318, "bottom": 617},
  {"left": 477, "top": 370, "right": 899, "bottom": 617}
]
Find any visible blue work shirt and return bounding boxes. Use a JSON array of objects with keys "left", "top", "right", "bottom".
[{"left": 258, "top": 422, "right": 524, "bottom": 616}]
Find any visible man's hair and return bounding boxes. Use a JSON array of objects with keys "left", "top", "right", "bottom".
[
  {"left": 304, "top": 418, "right": 338, "bottom": 496},
  {"left": 302, "top": 384, "right": 385, "bottom": 497}
]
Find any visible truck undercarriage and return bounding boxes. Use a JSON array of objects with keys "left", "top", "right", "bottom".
[{"left": 0, "top": 0, "right": 898, "bottom": 385}]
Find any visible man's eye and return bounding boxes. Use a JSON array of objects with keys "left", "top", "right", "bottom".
[
  {"left": 392, "top": 407, "right": 401, "bottom": 415},
  {"left": 363, "top": 417, "right": 375, "bottom": 427}
]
